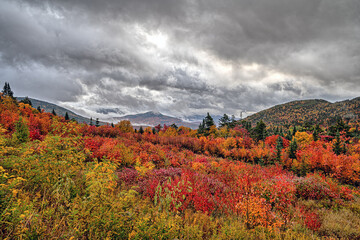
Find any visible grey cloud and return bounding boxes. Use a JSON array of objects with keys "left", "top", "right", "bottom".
[{"left": 0, "top": 0, "right": 359, "bottom": 118}]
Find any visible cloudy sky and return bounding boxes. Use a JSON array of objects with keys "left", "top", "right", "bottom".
[{"left": 0, "top": 0, "right": 359, "bottom": 119}]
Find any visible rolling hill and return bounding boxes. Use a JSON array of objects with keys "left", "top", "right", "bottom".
[
  {"left": 244, "top": 97, "right": 360, "bottom": 127},
  {"left": 18, "top": 97, "right": 93, "bottom": 124}
]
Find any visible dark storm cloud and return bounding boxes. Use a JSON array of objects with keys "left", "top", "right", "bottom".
[{"left": 0, "top": 0, "right": 359, "bottom": 118}]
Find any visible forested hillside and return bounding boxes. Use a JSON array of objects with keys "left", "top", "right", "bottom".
[
  {"left": 17, "top": 97, "right": 91, "bottom": 124},
  {"left": 1, "top": 94, "right": 360, "bottom": 239},
  {"left": 245, "top": 98, "right": 360, "bottom": 127}
]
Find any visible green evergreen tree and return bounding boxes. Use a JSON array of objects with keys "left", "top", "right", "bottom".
[
  {"left": 354, "top": 125, "right": 359, "bottom": 138},
  {"left": 2, "top": 82, "right": 15, "bottom": 99},
  {"left": 219, "top": 114, "right": 231, "bottom": 128},
  {"left": 286, "top": 130, "right": 292, "bottom": 140},
  {"left": 328, "top": 118, "right": 350, "bottom": 136},
  {"left": 276, "top": 136, "right": 283, "bottom": 161},
  {"left": 204, "top": 113, "right": 215, "bottom": 131},
  {"left": 333, "top": 131, "right": 342, "bottom": 155},
  {"left": 197, "top": 120, "right": 205, "bottom": 135},
  {"left": 292, "top": 125, "right": 297, "bottom": 136},
  {"left": 14, "top": 117, "right": 29, "bottom": 143},
  {"left": 252, "top": 120, "right": 267, "bottom": 142},
  {"left": 20, "top": 96, "right": 32, "bottom": 106},
  {"left": 37, "top": 106, "right": 42, "bottom": 113},
  {"left": 139, "top": 126, "right": 144, "bottom": 134},
  {"left": 90, "top": 117, "right": 93, "bottom": 126},
  {"left": 52, "top": 109, "right": 57, "bottom": 116},
  {"left": 111, "top": 123, "right": 114, "bottom": 128},
  {"left": 289, "top": 137, "right": 298, "bottom": 159},
  {"left": 95, "top": 118, "right": 100, "bottom": 127},
  {"left": 229, "top": 115, "right": 236, "bottom": 128},
  {"left": 64, "top": 112, "right": 70, "bottom": 121}
]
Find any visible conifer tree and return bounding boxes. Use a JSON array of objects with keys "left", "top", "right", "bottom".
[
  {"left": 286, "top": 130, "right": 292, "bottom": 140},
  {"left": 139, "top": 126, "right": 144, "bottom": 134},
  {"left": 289, "top": 137, "right": 298, "bottom": 159},
  {"left": 227, "top": 115, "right": 236, "bottom": 128},
  {"left": 170, "top": 123, "right": 178, "bottom": 130},
  {"left": 252, "top": 120, "right": 267, "bottom": 141},
  {"left": 204, "top": 113, "right": 215, "bottom": 131},
  {"left": 333, "top": 131, "right": 342, "bottom": 155},
  {"left": 90, "top": 117, "right": 93, "bottom": 126},
  {"left": 65, "top": 112, "right": 70, "bottom": 120},
  {"left": 52, "top": 109, "right": 57, "bottom": 116},
  {"left": 2, "top": 82, "right": 14, "bottom": 99},
  {"left": 197, "top": 120, "right": 205, "bottom": 135},
  {"left": 292, "top": 125, "right": 297, "bottom": 136},
  {"left": 276, "top": 136, "right": 283, "bottom": 161},
  {"left": 95, "top": 118, "right": 100, "bottom": 127},
  {"left": 219, "top": 114, "right": 231, "bottom": 128},
  {"left": 20, "top": 96, "right": 32, "bottom": 106},
  {"left": 37, "top": 106, "right": 42, "bottom": 113}
]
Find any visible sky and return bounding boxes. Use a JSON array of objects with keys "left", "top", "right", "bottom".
[{"left": 0, "top": 0, "right": 359, "bottom": 120}]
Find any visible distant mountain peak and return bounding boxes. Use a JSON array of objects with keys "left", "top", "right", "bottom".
[
  {"left": 110, "top": 111, "right": 198, "bottom": 129},
  {"left": 147, "top": 111, "right": 162, "bottom": 115}
]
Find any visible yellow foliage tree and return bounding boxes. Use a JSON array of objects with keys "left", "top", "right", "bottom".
[
  {"left": 116, "top": 120, "right": 134, "bottom": 133},
  {"left": 163, "top": 127, "right": 178, "bottom": 137},
  {"left": 294, "top": 131, "right": 313, "bottom": 148}
]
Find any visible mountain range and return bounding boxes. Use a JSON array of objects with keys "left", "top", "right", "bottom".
[
  {"left": 18, "top": 97, "right": 201, "bottom": 128},
  {"left": 18, "top": 97, "right": 360, "bottom": 129},
  {"left": 108, "top": 111, "right": 199, "bottom": 129}
]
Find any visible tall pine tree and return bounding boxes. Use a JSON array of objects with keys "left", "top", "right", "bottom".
[
  {"left": 204, "top": 113, "right": 215, "bottom": 131},
  {"left": 219, "top": 114, "right": 231, "bottom": 128},
  {"left": 2, "top": 82, "right": 15, "bottom": 99},
  {"left": 139, "top": 126, "right": 144, "bottom": 134},
  {"left": 20, "top": 96, "right": 32, "bottom": 106},
  {"left": 252, "top": 120, "right": 267, "bottom": 142},
  {"left": 276, "top": 136, "right": 283, "bottom": 161},
  {"left": 289, "top": 137, "right": 298, "bottom": 159}
]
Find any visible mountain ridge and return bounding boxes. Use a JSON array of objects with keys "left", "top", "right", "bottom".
[
  {"left": 18, "top": 97, "right": 93, "bottom": 124},
  {"left": 244, "top": 97, "right": 360, "bottom": 127}
]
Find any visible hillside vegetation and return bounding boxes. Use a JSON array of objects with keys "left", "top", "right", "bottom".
[
  {"left": 245, "top": 98, "right": 360, "bottom": 127},
  {"left": 1, "top": 95, "right": 360, "bottom": 239}
]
